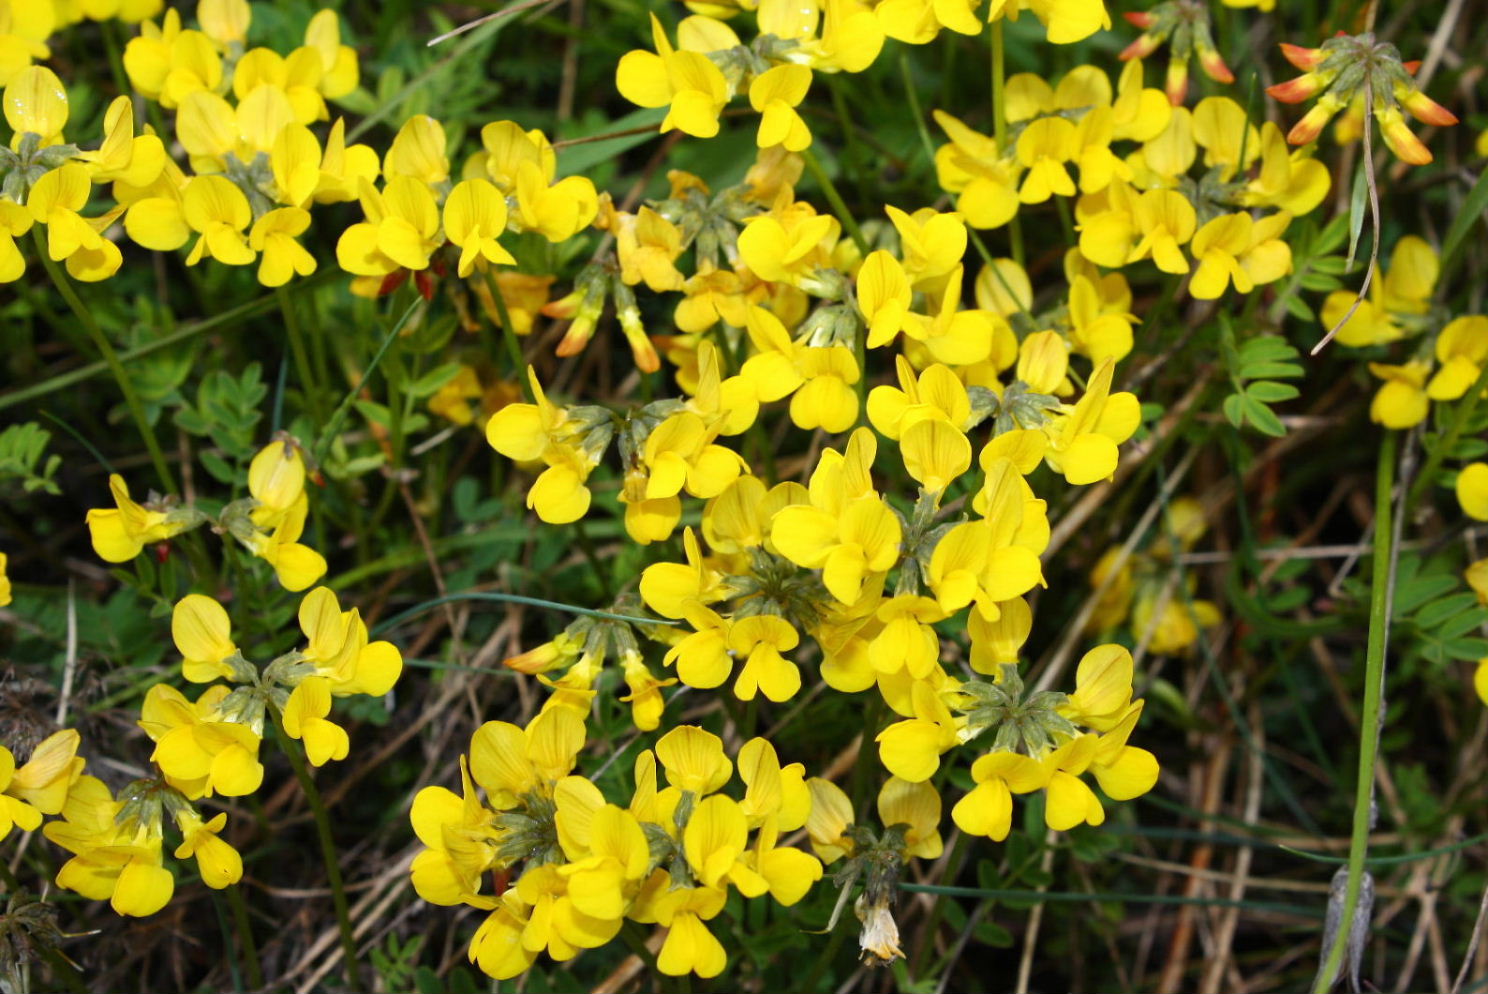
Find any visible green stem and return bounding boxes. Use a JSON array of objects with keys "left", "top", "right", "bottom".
[
  {"left": 226, "top": 883, "right": 265, "bottom": 991},
  {"left": 273, "top": 716, "right": 362, "bottom": 991},
  {"left": 800, "top": 147, "right": 868, "bottom": 256},
  {"left": 900, "top": 52, "right": 939, "bottom": 170},
  {"left": 1404, "top": 359, "right": 1488, "bottom": 516},
  {"left": 989, "top": 20, "right": 1025, "bottom": 268},
  {"left": 991, "top": 19, "right": 1007, "bottom": 150},
  {"left": 278, "top": 287, "right": 326, "bottom": 427},
  {"left": 799, "top": 148, "right": 869, "bottom": 409},
  {"left": 487, "top": 271, "right": 534, "bottom": 402},
  {"left": 34, "top": 231, "right": 178, "bottom": 497},
  {"left": 313, "top": 297, "right": 421, "bottom": 465},
  {"left": 1312, "top": 429, "right": 1398, "bottom": 994}
]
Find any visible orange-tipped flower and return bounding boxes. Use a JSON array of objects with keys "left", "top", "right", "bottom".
[
  {"left": 1278, "top": 43, "right": 1326, "bottom": 71},
  {"left": 1119, "top": 33, "right": 1162, "bottom": 61},
  {"left": 1377, "top": 105, "right": 1433, "bottom": 165},
  {"left": 1196, "top": 42, "right": 1234, "bottom": 84},
  {"left": 1398, "top": 86, "right": 1458, "bottom": 127},
  {"left": 617, "top": 302, "right": 661, "bottom": 373},
  {"left": 1286, "top": 93, "right": 1345, "bottom": 146},
  {"left": 1122, "top": 10, "right": 1156, "bottom": 29},
  {"left": 1267, "top": 73, "right": 1326, "bottom": 104},
  {"left": 1165, "top": 58, "right": 1189, "bottom": 107}
]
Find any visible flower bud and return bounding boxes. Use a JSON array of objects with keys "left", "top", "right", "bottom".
[
  {"left": 1267, "top": 73, "right": 1326, "bottom": 104},
  {"left": 1119, "top": 33, "right": 1162, "bottom": 61},
  {"left": 1278, "top": 43, "right": 1326, "bottom": 71},
  {"left": 1286, "top": 93, "right": 1344, "bottom": 145},
  {"left": 1164, "top": 58, "right": 1189, "bottom": 107},
  {"left": 1397, "top": 86, "right": 1458, "bottom": 127},
  {"left": 1376, "top": 105, "right": 1432, "bottom": 165}
]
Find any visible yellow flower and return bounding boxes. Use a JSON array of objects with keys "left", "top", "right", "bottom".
[
  {"left": 1016, "top": 117, "right": 1078, "bottom": 203},
  {"left": 738, "top": 208, "right": 838, "bottom": 286},
  {"left": 172, "top": 593, "right": 239, "bottom": 683},
  {"left": 470, "top": 708, "right": 586, "bottom": 808},
  {"left": 249, "top": 207, "right": 317, "bottom": 286},
  {"left": 556, "top": 797, "right": 650, "bottom": 918},
  {"left": 85, "top": 473, "right": 201, "bottom": 562},
  {"left": 1045, "top": 358, "right": 1141, "bottom": 485},
  {"left": 444, "top": 177, "right": 515, "bottom": 278},
  {"left": 81, "top": 96, "right": 166, "bottom": 187},
  {"left": 951, "top": 749, "right": 1044, "bottom": 840},
  {"left": 1188, "top": 210, "right": 1293, "bottom": 300},
  {"left": 383, "top": 113, "right": 449, "bottom": 186},
  {"left": 0, "top": 550, "right": 9, "bottom": 606},
  {"left": 903, "top": 265, "right": 1000, "bottom": 366},
  {"left": 44, "top": 775, "right": 175, "bottom": 916},
  {"left": 0, "top": 5, "right": 53, "bottom": 89},
  {"left": 182, "top": 174, "right": 255, "bottom": 266},
  {"left": 615, "top": 206, "right": 685, "bottom": 292},
  {"left": 995, "top": 0, "right": 1110, "bottom": 44},
  {"left": 749, "top": 64, "right": 812, "bottom": 151},
  {"left": 1060, "top": 644, "right": 1133, "bottom": 730},
  {"left": 283, "top": 676, "right": 350, "bottom": 766},
  {"left": 303, "top": 10, "right": 359, "bottom": 99},
  {"left": 139, "top": 684, "right": 264, "bottom": 799},
  {"left": 1457, "top": 463, "right": 1488, "bottom": 521},
  {"left": 172, "top": 808, "right": 242, "bottom": 890},
  {"left": 336, "top": 176, "right": 441, "bottom": 276},
  {"left": 655, "top": 725, "right": 732, "bottom": 796},
  {"left": 1367, "top": 360, "right": 1430, "bottom": 429},
  {"left": 877, "top": 678, "right": 964, "bottom": 781},
  {"left": 805, "top": 777, "right": 856, "bottom": 863},
  {"left": 900, "top": 418, "right": 971, "bottom": 494},
  {"left": 1321, "top": 235, "right": 1437, "bottom": 347},
  {"left": 771, "top": 435, "right": 902, "bottom": 604},
  {"left": 411, "top": 758, "right": 502, "bottom": 907},
  {"left": 296, "top": 586, "right": 404, "bottom": 697},
  {"left": 728, "top": 614, "right": 801, "bottom": 702},
  {"left": 877, "top": 777, "right": 943, "bottom": 858},
  {"left": 933, "top": 110, "right": 1021, "bottom": 229},
  {"left": 197, "top": 0, "right": 249, "bottom": 46},
  {"left": 3, "top": 729, "right": 84, "bottom": 824},
  {"left": 0, "top": 199, "right": 34, "bottom": 282},
  {"left": 4, "top": 65, "right": 68, "bottom": 147},
  {"left": 620, "top": 652, "right": 675, "bottom": 731},
  {"left": 1427, "top": 316, "right": 1488, "bottom": 401},
  {"left": 616, "top": 14, "right": 730, "bottom": 138},
  {"left": 28, "top": 162, "right": 125, "bottom": 280}
]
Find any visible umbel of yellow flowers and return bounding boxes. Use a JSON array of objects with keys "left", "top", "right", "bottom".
[
  {"left": 34, "top": 583, "right": 403, "bottom": 918},
  {"left": 85, "top": 438, "right": 328, "bottom": 591}
]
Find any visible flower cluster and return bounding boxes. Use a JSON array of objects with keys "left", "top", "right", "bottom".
[
  {"left": 411, "top": 719, "right": 825, "bottom": 979},
  {"left": 36, "top": 583, "right": 402, "bottom": 917},
  {"left": 86, "top": 437, "right": 327, "bottom": 590}
]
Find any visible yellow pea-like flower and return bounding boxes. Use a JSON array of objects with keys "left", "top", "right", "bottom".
[
  {"left": 172, "top": 593, "right": 239, "bottom": 683},
  {"left": 1367, "top": 360, "right": 1430, "bottom": 429},
  {"left": 877, "top": 777, "right": 944, "bottom": 858},
  {"left": 748, "top": 64, "right": 812, "bottom": 152},
  {"left": 1456, "top": 463, "right": 1488, "bottom": 521},
  {"left": 181, "top": 174, "right": 255, "bottom": 266},
  {"left": 616, "top": 14, "right": 729, "bottom": 139},
  {"left": 1426, "top": 316, "right": 1488, "bottom": 401},
  {"left": 249, "top": 207, "right": 317, "bottom": 286},
  {"left": 655, "top": 725, "right": 733, "bottom": 796},
  {"left": 444, "top": 178, "right": 515, "bottom": 278},
  {"left": 172, "top": 809, "right": 243, "bottom": 890},
  {"left": 336, "top": 176, "right": 440, "bottom": 276},
  {"left": 283, "top": 676, "right": 350, "bottom": 766},
  {"left": 4, "top": 65, "right": 68, "bottom": 147}
]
